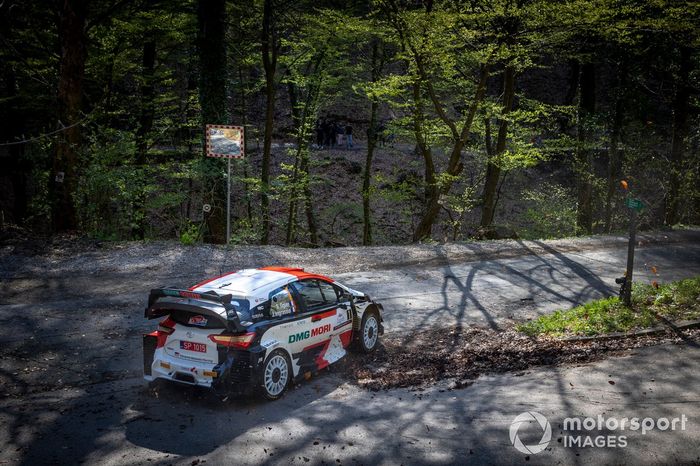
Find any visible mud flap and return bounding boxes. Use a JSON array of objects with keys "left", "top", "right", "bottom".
[
  {"left": 143, "top": 334, "right": 157, "bottom": 376},
  {"left": 212, "top": 347, "right": 266, "bottom": 397}
]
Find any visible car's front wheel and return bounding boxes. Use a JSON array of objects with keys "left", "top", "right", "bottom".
[
  {"left": 355, "top": 311, "right": 380, "bottom": 353},
  {"left": 261, "top": 349, "right": 291, "bottom": 400}
]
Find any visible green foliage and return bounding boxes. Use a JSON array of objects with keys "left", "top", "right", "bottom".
[
  {"left": 229, "top": 217, "right": 260, "bottom": 245},
  {"left": 320, "top": 201, "right": 363, "bottom": 240},
  {"left": 179, "top": 219, "right": 201, "bottom": 245},
  {"left": 439, "top": 183, "right": 479, "bottom": 241},
  {"left": 372, "top": 172, "right": 416, "bottom": 205},
  {"left": 520, "top": 182, "right": 578, "bottom": 240},
  {"left": 518, "top": 276, "right": 700, "bottom": 337},
  {"left": 2, "top": 0, "right": 699, "bottom": 243},
  {"left": 74, "top": 128, "right": 203, "bottom": 240}
]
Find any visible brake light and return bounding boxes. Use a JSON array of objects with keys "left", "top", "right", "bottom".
[
  {"left": 158, "top": 317, "right": 176, "bottom": 335},
  {"left": 208, "top": 332, "right": 256, "bottom": 349}
]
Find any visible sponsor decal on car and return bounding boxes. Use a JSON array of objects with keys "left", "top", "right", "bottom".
[
  {"left": 288, "top": 323, "right": 332, "bottom": 343},
  {"left": 311, "top": 324, "right": 332, "bottom": 337},
  {"left": 188, "top": 315, "right": 208, "bottom": 326},
  {"left": 271, "top": 307, "right": 292, "bottom": 317}
]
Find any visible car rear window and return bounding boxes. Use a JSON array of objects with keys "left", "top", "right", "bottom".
[
  {"left": 166, "top": 298, "right": 252, "bottom": 326},
  {"left": 169, "top": 310, "right": 225, "bottom": 328}
]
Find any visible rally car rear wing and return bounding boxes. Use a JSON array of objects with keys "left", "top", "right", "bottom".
[{"left": 145, "top": 288, "right": 246, "bottom": 332}]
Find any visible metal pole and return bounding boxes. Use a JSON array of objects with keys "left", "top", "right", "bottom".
[
  {"left": 623, "top": 207, "right": 637, "bottom": 306},
  {"left": 226, "top": 157, "right": 231, "bottom": 244}
]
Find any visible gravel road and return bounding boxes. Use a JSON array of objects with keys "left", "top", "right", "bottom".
[{"left": 1, "top": 229, "right": 699, "bottom": 465}]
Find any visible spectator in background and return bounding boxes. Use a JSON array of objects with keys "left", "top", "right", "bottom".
[
  {"left": 345, "top": 123, "right": 353, "bottom": 149},
  {"left": 325, "top": 120, "right": 335, "bottom": 148},
  {"left": 336, "top": 123, "right": 345, "bottom": 148},
  {"left": 316, "top": 119, "right": 324, "bottom": 149}
]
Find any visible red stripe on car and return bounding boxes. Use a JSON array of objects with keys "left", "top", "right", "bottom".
[
  {"left": 258, "top": 266, "right": 334, "bottom": 283},
  {"left": 339, "top": 330, "right": 353, "bottom": 348},
  {"left": 311, "top": 310, "right": 336, "bottom": 322}
]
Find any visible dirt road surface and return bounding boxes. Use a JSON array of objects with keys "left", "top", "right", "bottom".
[{"left": 1, "top": 229, "right": 699, "bottom": 464}]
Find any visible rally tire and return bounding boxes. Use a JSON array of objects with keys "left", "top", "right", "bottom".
[
  {"left": 354, "top": 311, "right": 380, "bottom": 353},
  {"left": 260, "top": 349, "right": 292, "bottom": 401}
]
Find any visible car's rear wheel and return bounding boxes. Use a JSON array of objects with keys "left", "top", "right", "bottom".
[
  {"left": 261, "top": 349, "right": 291, "bottom": 400},
  {"left": 354, "top": 311, "right": 380, "bottom": 353}
]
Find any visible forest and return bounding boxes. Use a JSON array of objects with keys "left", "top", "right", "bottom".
[{"left": 0, "top": 0, "right": 698, "bottom": 246}]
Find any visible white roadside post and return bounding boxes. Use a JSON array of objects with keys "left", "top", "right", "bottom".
[{"left": 204, "top": 124, "right": 245, "bottom": 244}]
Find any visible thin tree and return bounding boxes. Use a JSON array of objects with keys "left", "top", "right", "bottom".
[
  {"left": 197, "top": 0, "right": 228, "bottom": 243},
  {"left": 51, "top": 0, "right": 88, "bottom": 232},
  {"left": 259, "top": 0, "right": 281, "bottom": 244}
]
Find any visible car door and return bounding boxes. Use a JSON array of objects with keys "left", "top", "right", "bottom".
[
  {"left": 327, "top": 282, "right": 354, "bottom": 348},
  {"left": 287, "top": 279, "right": 344, "bottom": 371}
]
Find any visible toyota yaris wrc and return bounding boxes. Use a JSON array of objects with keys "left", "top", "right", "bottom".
[{"left": 143, "top": 267, "right": 384, "bottom": 400}]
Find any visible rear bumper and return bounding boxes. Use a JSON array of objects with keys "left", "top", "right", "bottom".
[
  {"left": 143, "top": 334, "right": 265, "bottom": 395},
  {"left": 144, "top": 349, "right": 217, "bottom": 388}
]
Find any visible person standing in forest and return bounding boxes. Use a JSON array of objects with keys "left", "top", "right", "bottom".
[
  {"left": 325, "top": 120, "right": 335, "bottom": 148},
  {"left": 345, "top": 123, "right": 353, "bottom": 149},
  {"left": 336, "top": 122, "right": 344, "bottom": 148},
  {"left": 315, "top": 119, "right": 324, "bottom": 149}
]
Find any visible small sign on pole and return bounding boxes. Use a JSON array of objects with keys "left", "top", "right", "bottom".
[
  {"left": 205, "top": 125, "right": 245, "bottom": 244},
  {"left": 619, "top": 181, "right": 645, "bottom": 307},
  {"left": 624, "top": 198, "right": 644, "bottom": 212}
]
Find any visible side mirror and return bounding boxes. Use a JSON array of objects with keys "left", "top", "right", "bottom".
[{"left": 341, "top": 291, "right": 353, "bottom": 302}]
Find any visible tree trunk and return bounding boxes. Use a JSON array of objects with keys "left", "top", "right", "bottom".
[
  {"left": 604, "top": 78, "right": 624, "bottom": 233},
  {"left": 260, "top": 0, "right": 278, "bottom": 245},
  {"left": 362, "top": 40, "right": 383, "bottom": 246},
  {"left": 410, "top": 81, "right": 437, "bottom": 241},
  {"left": 285, "top": 81, "right": 301, "bottom": 245},
  {"left": 412, "top": 65, "right": 489, "bottom": 242},
  {"left": 0, "top": 60, "right": 28, "bottom": 226},
  {"left": 284, "top": 55, "right": 323, "bottom": 246},
  {"left": 362, "top": 99, "right": 378, "bottom": 246},
  {"left": 51, "top": 0, "right": 87, "bottom": 232},
  {"left": 132, "top": 35, "right": 157, "bottom": 239},
  {"left": 664, "top": 46, "right": 692, "bottom": 226},
  {"left": 300, "top": 149, "right": 318, "bottom": 245},
  {"left": 197, "top": 0, "right": 228, "bottom": 243},
  {"left": 136, "top": 37, "right": 156, "bottom": 164},
  {"left": 238, "top": 66, "right": 252, "bottom": 223},
  {"left": 575, "top": 62, "right": 595, "bottom": 235},
  {"left": 480, "top": 65, "right": 516, "bottom": 227}
]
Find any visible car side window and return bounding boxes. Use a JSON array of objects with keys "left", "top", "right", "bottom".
[
  {"left": 267, "top": 286, "right": 297, "bottom": 318},
  {"left": 291, "top": 279, "right": 336, "bottom": 310},
  {"left": 318, "top": 280, "right": 338, "bottom": 304}
]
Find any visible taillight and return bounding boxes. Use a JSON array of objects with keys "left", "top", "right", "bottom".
[
  {"left": 208, "top": 332, "right": 256, "bottom": 349},
  {"left": 158, "top": 317, "right": 176, "bottom": 335}
]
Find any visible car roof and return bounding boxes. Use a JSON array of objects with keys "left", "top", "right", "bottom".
[{"left": 190, "top": 267, "right": 335, "bottom": 303}]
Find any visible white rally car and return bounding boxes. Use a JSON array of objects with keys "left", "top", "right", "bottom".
[{"left": 143, "top": 267, "right": 384, "bottom": 400}]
